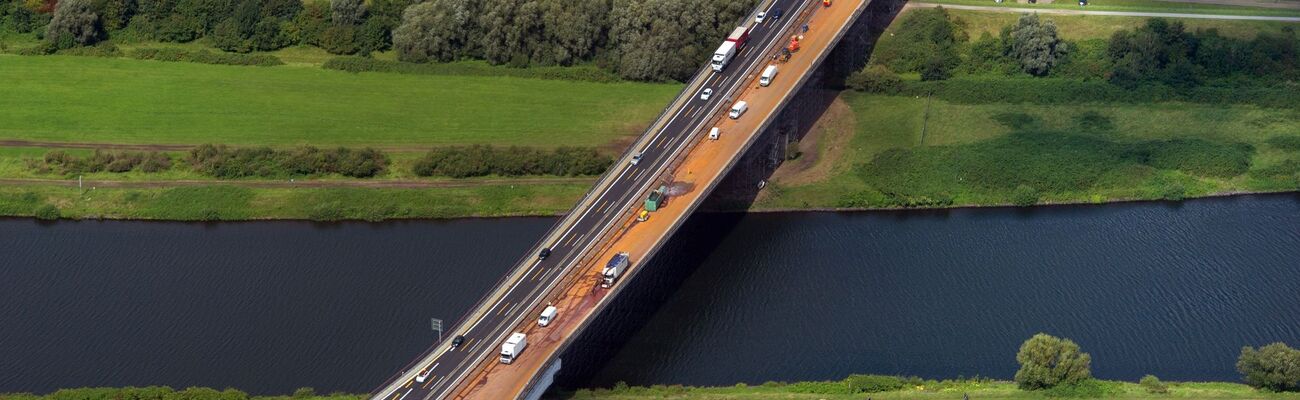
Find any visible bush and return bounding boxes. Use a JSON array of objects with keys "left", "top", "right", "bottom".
[
  {"left": 37, "top": 150, "right": 170, "bottom": 174},
  {"left": 1015, "top": 333, "right": 1092, "bottom": 390},
  {"left": 1140, "top": 375, "right": 1168, "bottom": 394},
  {"left": 34, "top": 203, "right": 60, "bottom": 220},
  {"left": 411, "top": 145, "right": 611, "bottom": 178},
  {"left": 130, "top": 47, "right": 284, "bottom": 66},
  {"left": 1237, "top": 342, "right": 1300, "bottom": 392},
  {"left": 844, "top": 374, "right": 906, "bottom": 393},
  {"left": 1160, "top": 182, "right": 1185, "bottom": 201},
  {"left": 322, "top": 57, "right": 622, "bottom": 82},
  {"left": 55, "top": 41, "right": 122, "bottom": 57},
  {"left": 319, "top": 25, "right": 358, "bottom": 55},
  {"left": 187, "top": 144, "right": 389, "bottom": 178},
  {"left": 1011, "top": 184, "right": 1039, "bottom": 206},
  {"left": 1266, "top": 136, "right": 1300, "bottom": 151},
  {"left": 873, "top": 7, "right": 964, "bottom": 76},
  {"left": 846, "top": 65, "right": 904, "bottom": 94}
]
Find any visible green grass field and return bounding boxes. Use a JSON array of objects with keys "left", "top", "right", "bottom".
[
  {"left": 756, "top": 91, "right": 1300, "bottom": 210},
  {"left": 918, "top": 0, "right": 1300, "bottom": 17},
  {"left": 0, "top": 55, "right": 679, "bottom": 148},
  {"left": 563, "top": 380, "right": 1300, "bottom": 399}
]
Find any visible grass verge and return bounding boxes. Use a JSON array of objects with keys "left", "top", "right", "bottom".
[
  {"left": 561, "top": 379, "right": 1300, "bottom": 399},
  {"left": 0, "top": 182, "right": 588, "bottom": 221}
]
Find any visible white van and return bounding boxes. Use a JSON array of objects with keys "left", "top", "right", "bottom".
[
  {"left": 729, "top": 101, "right": 748, "bottom": 119},
  {"left": 538, "top": 305, "right": 558, "bottom": 327},
  {"left": 760, "top": 65, "right": 779, "bottom": 86},
  {"left": 709, "top": 127, "right": 720, "bottom": 140}
]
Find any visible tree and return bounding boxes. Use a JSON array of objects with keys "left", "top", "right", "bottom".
[
  {"left": 250, "top": 16, "right": 286, "bottom": 51},
  {"left": 45, "top": 0, "right": 104, "bottom": 48},
  {"left": 355, "top": 15, "right": 392, "bottom": 54},
  {"left": 1015, "top": 333, "right": 1092, "bottom": 390},
  {"left": 319, "top": 24, "right": 357, "bottom": 54},
  {"left": 1237, "top": 342, "right": 1300, "bottom": 392},
  {"left": 846, "top": 65, "right": 904, "bottom": 94},
  {"left": 1004, "top": 13, "right": 1067, "bottom": 77},
  {"left": 209, "top": 18, "right": 249, "bottom": 52},
  {"left": 330, "top": 0, "right": 364, "bottom": 26},
  {"left": 100, "top": 0, "right": 136, "bottom": 30},
  {"left": 287, "top": 1, "right": 327, "bottom": 45},
  {"left": 392, "top": 0, "right": 477, "bottom": 63}
]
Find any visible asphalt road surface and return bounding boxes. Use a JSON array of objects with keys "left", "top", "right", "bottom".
[{"left": 370, "top": 1, "right": 811, "bottom": 399}]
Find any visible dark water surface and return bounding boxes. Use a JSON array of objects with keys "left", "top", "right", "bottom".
[{"left": 2, "top": 194, "right": 1298, "bottom": 394}]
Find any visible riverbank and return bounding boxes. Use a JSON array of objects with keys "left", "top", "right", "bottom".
[
  {"left": 560, "top": 380, "right": 1300, "bottom": 399},
  {"left": 2, "top": 8, "right": 1298, "bottom": 221}
]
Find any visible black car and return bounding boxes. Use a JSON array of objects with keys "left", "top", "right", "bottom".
[
  {"left": 772, "top": 7, "right": 783, "bottom": 21},
  {"left": 538, "top": 247, "right": 552, "bottom": 260},
  {"left": 451, "top": 335, "right": 465, "bottom": 348}
]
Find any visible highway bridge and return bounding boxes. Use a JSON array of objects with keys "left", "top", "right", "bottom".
[{"left": 371, "top": 0, "right": 867, "bottom": 398}]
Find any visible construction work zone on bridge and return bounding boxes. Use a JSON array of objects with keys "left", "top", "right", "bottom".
[{"left": 443, "top": 1, "right": 869, "bottom": 398}]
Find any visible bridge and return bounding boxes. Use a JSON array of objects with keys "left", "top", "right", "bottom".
[{"left": 371, "top": 0, "right": 868, "bottom": 398}]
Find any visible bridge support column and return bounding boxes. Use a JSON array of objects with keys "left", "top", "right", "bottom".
[{"left": 521, "top": 358, "right": 562, "bottom": 400}]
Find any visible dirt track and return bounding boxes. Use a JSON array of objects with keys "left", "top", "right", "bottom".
[{"left": 0, "top": 177, "right": 595, "bottom": 189}]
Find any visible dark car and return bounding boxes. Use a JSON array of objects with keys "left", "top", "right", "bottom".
[
  {"left": 538, "top": 248, "right": 552, "bottom": 260},
  {"left": 451, "top": 335, "right": 465, "bottom": 348},
  {"left": 772, "top": 7, "right": 783, "bottom": 21}
]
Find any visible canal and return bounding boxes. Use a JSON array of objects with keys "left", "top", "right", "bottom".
[{"left": 1, "top": 194, "right": 1297, "bottom": 394}]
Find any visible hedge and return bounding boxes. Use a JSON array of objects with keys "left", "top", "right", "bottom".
[
  {"left": 322, "top": 57, "right": 623, "bottom": 83},
  {"left": 129, "top": 48, "right": 284, "bottom": 67}
]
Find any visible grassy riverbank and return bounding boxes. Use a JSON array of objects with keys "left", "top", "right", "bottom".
[
  {"left": 560, "top": 380, "right": 1300, "bottom": 399},
  {"left": 917, "top": 0, "right": 1300, "bottom": 18}
]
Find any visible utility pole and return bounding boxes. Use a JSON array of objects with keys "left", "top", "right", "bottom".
[{"left": 430, "top": 318, "right": 443, "bottom": 342}]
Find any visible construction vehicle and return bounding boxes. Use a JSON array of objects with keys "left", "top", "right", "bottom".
[
  {"left": 823, "top": 0, "right": 832, "bottom": 6},
  {"left": 788, "top": 35, "right": 801, "bottom": 53},
  {"left": 711, "top": 26, "right": 752, "bottom": 72},
  {"left": 775, "top": 48, "right": 792, "bottom": 62},
  {"left": 499, "top": 332, "right": 527, "bottom": 364},
  {"left": 645, "top": 185, "right": 667, "bottom": 211},
  {"left": 602, "top": 252, "right": 631, "bottom": 288},
  {"left": 637, "top": 210, "right": 649, "bottom": 221}
]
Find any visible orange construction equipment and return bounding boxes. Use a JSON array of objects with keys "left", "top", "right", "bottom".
[
  {"left": 823, "top": 0, "right": 831, "bottom": 6},
  {"left": 788, "top": 36, "right": 801, "bottom": 53}
]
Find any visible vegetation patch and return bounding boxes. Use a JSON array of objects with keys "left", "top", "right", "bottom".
[
  {"left": 412, "top": 145, "right": 610, "bottom": 178},
  {"left": 855, "top": 130, "right": 1253, "bottom": 207},
  {"left": 322, "top": 57, "right": 621, "bottom": 83},
  {"left": 130, "top": 47, "right": 283, "bottom": 66},
  {"left": 187, "top": 144, "right": 388, "bottom": 179}
]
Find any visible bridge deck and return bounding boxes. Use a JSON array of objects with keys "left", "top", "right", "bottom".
[{"left": 449, "top": 1, "right": 868, "bottom": 398}]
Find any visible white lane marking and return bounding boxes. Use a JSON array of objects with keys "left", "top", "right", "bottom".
[
  {"left": 633, "top": 168, "right": 650, "bottom": 182},
  {"left": 396, "top": 388, "right": 413, "bottom": 400}
]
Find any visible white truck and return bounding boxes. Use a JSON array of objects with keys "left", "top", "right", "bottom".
[
  {"left": 711, "top": 26, "right": 752, "bottom": 72},
  {"left": 729, "top": 101, "right": 748, "bottom": 119},
  {"left": 602, "top": 252, "right": 631, "bottom": 288},
  {"left": 499, "top": 332, "right": 527, "bottom": 364},
  {"left": 760, "top": 65, "right": 779, "bottom": 86}
]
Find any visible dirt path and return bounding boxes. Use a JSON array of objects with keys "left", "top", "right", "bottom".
[
  {"left": 0, "top": 177, "right": 595, "bottom": 189},
  {"left": 1158, "top": 0, "right": 1300, "bottom": 10},
  {"left": 0, "top": 140, "right": 553, "bottom": 153},
  {"left": 909, "top": 2, "right": 1300, "bottom": 21},
  {"left": 768, "top": 95, "right": 857, "bottom": 186}
]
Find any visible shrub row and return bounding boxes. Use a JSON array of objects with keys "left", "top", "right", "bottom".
[
  {"left": 411, "top": 145, "right": 611, "bottom": 178},
  {"left": 900, "top": 78, "right": 1300, "bottom": 109},
  {"left": 322, "top": 57, "right": 622, "bottom": 83},
  {"left": 37, "top": 150, "right": 173, "bottom": 174},
  {"left": 130, "top": 48, "right": 284, "bottom": 67},
  {"left": 187, "top": 144, "right": 387, "bottom": 178}
]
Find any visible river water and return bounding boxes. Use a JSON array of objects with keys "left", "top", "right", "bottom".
[{"left": 1, "top": 194, "right": 1297, "bottom": 394}]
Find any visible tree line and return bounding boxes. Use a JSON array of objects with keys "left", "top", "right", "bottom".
[
  {"left": 851, "top": 8, "right": 1299, "bottom": 90},
  {"left": 3, "top": 0, "right": 758, "bottom": 82}
]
